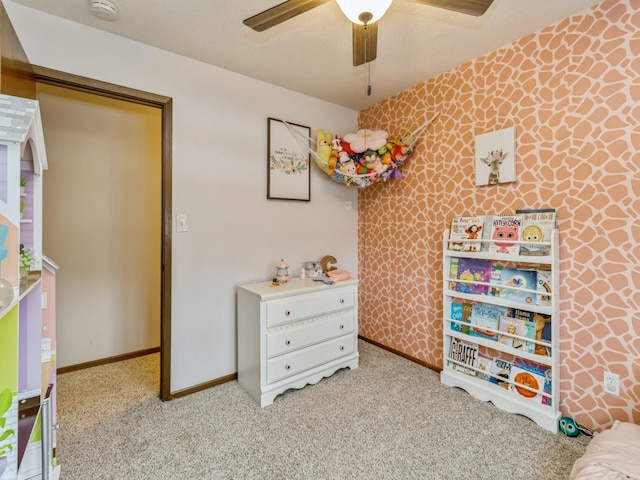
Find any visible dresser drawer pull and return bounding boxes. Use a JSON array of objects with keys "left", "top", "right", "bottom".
[
  {"left": 285, "top": 339, "right": 291, "bottom": 346},
  {"left": 285, "top": 364, "right": 291, "bottom": 370},
  {"left": 339, "top": 298, "right": 345, "bottom": 304},
  {"left": 285, "top": 309, "right": 291, "bottom": 317},
  {"left": 339, "top": 324, "right": 344, "bottom": 330},
  {"left": 340, "top": 345, "right": 345, "bottom": 351}
]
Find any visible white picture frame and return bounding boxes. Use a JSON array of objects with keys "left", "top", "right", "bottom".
[{"left": 475, "top": 126, "right": 516, "bottom": 186}]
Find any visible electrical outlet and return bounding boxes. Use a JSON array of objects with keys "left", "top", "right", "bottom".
[{"left": 603, "top": 371, "right": 620, "bottom": 396}]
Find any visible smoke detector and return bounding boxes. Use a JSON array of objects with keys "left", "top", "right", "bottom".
[{"left": 90, "top": 0, "right": 118, "bottom": 21}]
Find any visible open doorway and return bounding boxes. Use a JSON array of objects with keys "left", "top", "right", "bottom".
[{"left": 33, "top": 66, "right": 173, "bottom": 400}]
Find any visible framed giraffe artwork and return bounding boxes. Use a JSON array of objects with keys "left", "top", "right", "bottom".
[{"left": 475, "top": 126, "right": 516, "bottom": 186}]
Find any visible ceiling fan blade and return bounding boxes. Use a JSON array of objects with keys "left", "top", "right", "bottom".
[
  {"left": 243, "top": 0, "right": 331, "bottom": 32},
  {"left": 352, "top": 23, "right": 378, "bottom": 67},
  {"left": 409, "top": 0, "right": 494, "bottom": 16}
]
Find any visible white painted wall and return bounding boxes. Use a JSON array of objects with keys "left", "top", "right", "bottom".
[{"left": 4, "top": 1, "right": 359, "bottom": 393}]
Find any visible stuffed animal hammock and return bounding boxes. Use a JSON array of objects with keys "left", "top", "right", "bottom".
[{"left": 284, "top": 114, "right": 438, "bottom": 188}]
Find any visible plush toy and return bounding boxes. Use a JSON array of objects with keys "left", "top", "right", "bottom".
[
  {"left": 331, "top": 137, "right": 342, "bottom": 152},
  {"left": 378, "top": 139, "right": 396, "bottom": 156},
  {"left": 338, "top": 151, "right": 351, "bottom": 166},
  {"left": 341, "top": 140, "right": 355, "bottom": 157},
  {"left": 327, "top": 149, "right": 338, "bottom": 175},
  {"left": 559, "top": 417, "right": 580, "bottom": 437},
  {"left": 340, "top": 160, "right": 357, "bottom": 176},
  {"left": 372, "top": 159, "right": 386, "bottom": 174},
  {"left": 331, "top": 170, "right": 345, "bottom": 184},
  {"left": 316, "top": 129, "right": 333, "bottom": 164},
  {"left": 339, "top": 159, "right": 365, "bottom": 187},
  {"left": 400, "top": 133, "right": 414, "bottom": 146},
  {"left": 343, "top": 129, "right": 388, "bottom": 153},
  {"left": 363, "top": 154, "right": 377, "bottom": 169},
  {"left": 393, "top": 142, "right": 409, "bottom": 160}
]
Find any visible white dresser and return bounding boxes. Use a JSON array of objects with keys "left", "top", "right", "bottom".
[{"left": 237, "top": 277, "right": 359, "bottom": 407}]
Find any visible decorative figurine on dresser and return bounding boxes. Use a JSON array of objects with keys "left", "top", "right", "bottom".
[
  {"left": 274, "top": 259, "right": 289, "bottom": 284},
  {"left": 237, "top": 258, "right": 358, "bottom": 407}
]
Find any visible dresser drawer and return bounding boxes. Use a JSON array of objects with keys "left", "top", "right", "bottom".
[
  {"left": 267, "top": 333, "right": 355, "bottom": 384},
  {"left": 266, "top": 287, "right": 355, "bottom": 327},
  {"left": 267, "top": 311, "right": 355, "bottom": 359}
]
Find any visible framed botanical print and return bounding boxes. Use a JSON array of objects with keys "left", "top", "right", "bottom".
[{"left": 267, "top": 117, "right": 311, "bottom": 201}]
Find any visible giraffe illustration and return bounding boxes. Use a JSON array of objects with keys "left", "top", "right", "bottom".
[{"left": 480, "top": 149, "right": 508, "bottom": 185}]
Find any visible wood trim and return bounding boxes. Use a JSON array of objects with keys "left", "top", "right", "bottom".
[
  {"left": 160, "top": 98, "right": 173, "bottom": 401},
  {"left": 57, "top": 347, "right": 161, "bottom": 374},
  {"left": 32, "top": 65, "right": 174, "bottom": 401},
  {"left": 171, "top": 333, "right": 439, "bottom": 398},
  {"left": 169, "top": 373, "right": 237, "bottom": 399},
  {"left": 0, "top": 1, "right": 36, "bottom": 98},
  {"left": 358, "top": 335, "right": 442, "bottom": 373},
  {"left": 31, "top": 65, "right": 170, "bottom": 106}
]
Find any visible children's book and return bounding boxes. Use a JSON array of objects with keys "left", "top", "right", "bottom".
[
  {"left": 522, "top": 321, "right": 537, "bottom": 354},
  {"left": 536, "top": 266, "right": 552, "bottom": 306},
  {"left": 516, "top": 208, "right": 556, "bottom": 256},
  {"left": 448, "top": 337, "right": 479, "bottom": 376},
  {"left": 498, "top": 267, "right": 537, "bottom": 305},
  {"left": 533, "top": 313, "right": 552, "bottom": 356},
  {"left": 516, "top": 310, "right": 552, "bottom": 356},
  {"left": 476, "top": 354, "right": 492, "bottom": 381},
  {"left": 508, "top": 307, "right": 534, "bottom": 323},
  {"left": 450, "top": 301, "right": 472, "bottom": 334},
  {"left": 510, "top": 358, "right": 552, "bottom": 405},
  {"left": 497, "top": 315, "right": 527, "bottom": 349},
  {"left": 455, "top": 258, "right": 492, "bottom": 295},
  {"left": 448, "top": 257, "right": 459, "bottom": 291},
  {"left": 480, "top": 214, "right": 496, "bottom": 252},
  {"left": 488, "top": 214, "right": 523, "bottom": 255},
  {"left": 507, "top": 308, "right": 538, "bottom": 353},
  {"left": 449, "top": 216, "right": 485, "bottom": 252},
  {"left": 468, "top": 303, "right": 506, "bottom": 340},
  {"left": 489, "top": 263, "right": 502, "bottom": 297},
  {"left": 489, "top": 357, "right": 513, "bottom": 389}
]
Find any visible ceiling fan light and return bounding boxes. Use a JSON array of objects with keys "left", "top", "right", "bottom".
[{"left": 336, "top": 0, "right": 393, "bottom": 25}]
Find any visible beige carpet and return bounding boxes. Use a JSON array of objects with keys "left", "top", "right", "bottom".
[{"left": 55, "top": 340, "right": 588, "bottom": 479}]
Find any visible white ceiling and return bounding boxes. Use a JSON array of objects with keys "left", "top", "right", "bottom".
[{"left": 7, "top": 0, "right": 603, "bottom": 110}]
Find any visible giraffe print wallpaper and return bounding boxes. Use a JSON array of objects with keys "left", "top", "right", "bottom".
[{"left": 357, "top": 0, "right": 639, "bottom": 432}]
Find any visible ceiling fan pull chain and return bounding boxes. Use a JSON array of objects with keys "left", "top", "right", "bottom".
[{"left": 365, "top": 24, "right": 372, "bottom": 96}]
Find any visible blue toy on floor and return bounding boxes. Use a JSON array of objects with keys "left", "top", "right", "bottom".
[{"left": 559, "top": 416, "right": 579, "bottom": 437}]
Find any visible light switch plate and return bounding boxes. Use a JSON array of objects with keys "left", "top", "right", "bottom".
[{"left": 177, "top": 214, "right": 188, "bottom": 232}]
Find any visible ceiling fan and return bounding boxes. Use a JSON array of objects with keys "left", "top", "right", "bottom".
[{"left": 243, "top": 0, "right": 494, "bottom": 67}]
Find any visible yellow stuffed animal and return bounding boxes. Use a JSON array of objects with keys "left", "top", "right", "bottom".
[
  {"left": 316, "top": 129, "right": 333, "bottom": 167},
  {"left": 327, "top": 149, "right": 338, "bottom": 175}
]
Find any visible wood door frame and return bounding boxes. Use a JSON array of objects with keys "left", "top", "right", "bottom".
[{"left": 32, "top": 65, "right": 174, "bottom": 401}]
